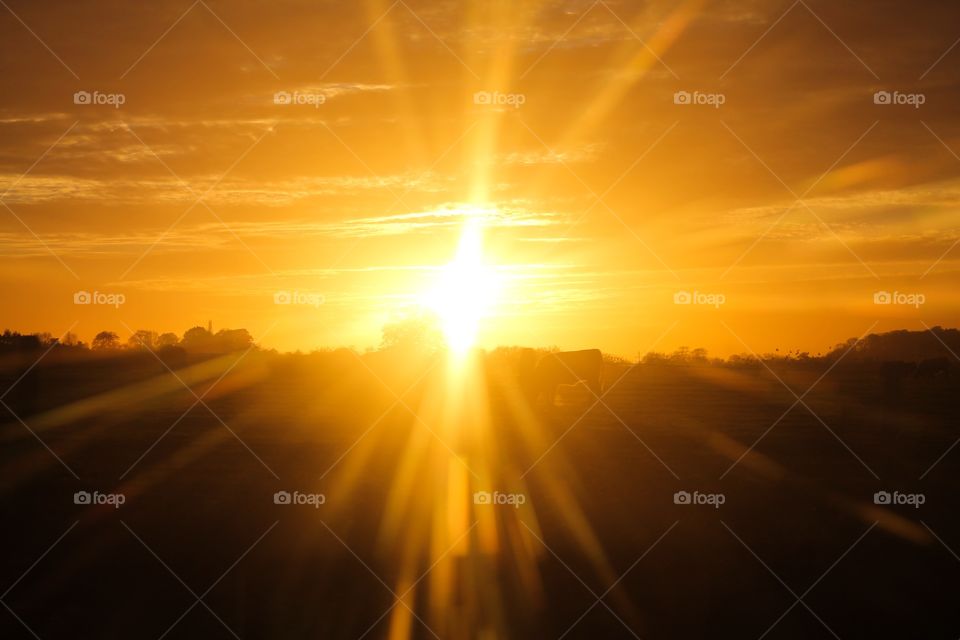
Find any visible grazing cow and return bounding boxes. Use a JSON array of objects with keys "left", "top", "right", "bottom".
[
  {"left": 531, "top": 349, "right": 603, "bottom": 406},
  {"left": 915, "top": 356, "right": 950, "bottom": 380}
]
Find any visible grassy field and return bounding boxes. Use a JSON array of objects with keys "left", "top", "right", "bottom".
[{"left": 2, "top": 349, "right": 958, "bottom": 638}]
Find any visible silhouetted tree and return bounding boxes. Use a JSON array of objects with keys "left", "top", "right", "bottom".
[
  {"left": 380, "top": 314, "right": 443, "bottom": 353},
  {"left": 214, "top": 328, "right": 253, "bottom": 352},
  {"left": 0, "top": 330, "right": 41, "bottom": 351},
  {"left": 92, "top": 331, "right": 120, "bottom": 350},
  {"left": 826, "top": 327, "right": 960, "bottom": 362},
  {"left": 178, "top": 326, "right": 254, "bottom": 353},
  {"left": 182, "top": 326, "right": 214, "bottom": 351},
  {"left": 157, "top": 332, "right": 179, "bottom": 348},
  {"left": 127, "top": 330, "right": 158, "bottom": 350},
  {"left": 35, "top": 332, "right": 56, "bottom": 346}
]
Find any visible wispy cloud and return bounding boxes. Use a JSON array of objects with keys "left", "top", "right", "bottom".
[
  {"left": 497, "top": 144, "right": 603, "bottom": 166},
  {"left": 0, "top": 202, "right": 567, "bottom": 257},
  {"left": 0, "top": 173, "right": 436, "bottom": 205}
]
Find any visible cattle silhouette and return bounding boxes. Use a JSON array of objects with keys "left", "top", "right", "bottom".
[{"left": 528, "top": 349, "right": 603, "bottom": 406}]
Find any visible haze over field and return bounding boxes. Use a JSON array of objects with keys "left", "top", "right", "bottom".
[{"left": 3, "top": 0, "right": 960, "bottom": 355}]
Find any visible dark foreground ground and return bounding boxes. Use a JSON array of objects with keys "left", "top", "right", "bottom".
[{"left": 1, "top": 347, "right": 958, "bottom": 639}]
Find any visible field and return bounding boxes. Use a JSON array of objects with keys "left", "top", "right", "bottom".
[{"left": 2, "top": 348, "right": 959, "bottom": 639}]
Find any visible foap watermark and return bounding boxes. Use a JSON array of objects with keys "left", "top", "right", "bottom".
[
  {"left": 74, "top": 490, "right": 126, "bottom": 509},
  {"left": 74, "top": 290, "right": 126, "bottom": 308},
  {"left": 873, "top": 90, "right": 925, "bottom": 109},
  {"left": 873, "top": 490, "right": 925, "bottom": 509},
  {"left": 73, "top": 90, "right": 126, "bottom": 109},
  {"left": 273, "top": 490, "right": 326, "bottom": 508},
  {"left": 673, "top": 90, "right": 725, "bottom": 108},
  {"left": 274, "top": 290, "right": 324, "bottom": 307},
  {"left": 474, "top": 490, "right": 526, "bottom": 508},
  {"left": 873, "top": 290, "right": 925, "bottom": 308},
  {"left": 673, "top": 490, "right": 725, "bottom": 508},
  {"left": 674, "top": 290, "right": 725, "bottom": 308},
  {"left": 273, "top": 90, "right": 326, "bottom": 108},
  {"left": 473, "top": 91, "right": 526, "bottom": 109}
]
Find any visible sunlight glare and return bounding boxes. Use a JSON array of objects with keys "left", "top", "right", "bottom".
[{"left": 423, "top": 216, "right": 500, "bottom": 355}]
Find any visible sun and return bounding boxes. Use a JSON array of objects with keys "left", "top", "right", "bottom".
[{"left": 422, "top": 217, "right": 500, "bottom": 354}]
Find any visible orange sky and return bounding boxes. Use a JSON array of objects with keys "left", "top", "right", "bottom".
[{"left": 2, "top": 0, "right": 960, "bottom": 356}]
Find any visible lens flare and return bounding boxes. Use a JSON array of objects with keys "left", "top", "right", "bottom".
[{"left": 422, "top": 216, "right": 500, "bottom": 355}]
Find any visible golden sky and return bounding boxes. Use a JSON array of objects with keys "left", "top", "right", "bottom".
[{"left": 2, "top": 0, "right": 960, "bottom": 356}]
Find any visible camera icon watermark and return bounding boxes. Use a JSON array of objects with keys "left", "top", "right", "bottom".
[
  {"left": 673, "top": 90, "right": 725, "bottom": 108},
  {"left": 273, "top": 90, "right": 325, "bottom": 108},
  {"left": 273, "top": 490, "right": 326, "bottom": 508},
  {"left": 273, "top": 290, "right": 324, "bottom": 307},
  {"left": 673, "top": 290, "right": 725, "bottom": 308},
  {"left": 873, "top": 90, "right": 925, "bottom": 108},
  {"left": 73, "top": 90, "right": 126, "bottom": 109},
  {"left": 473, "top": 490, "right": 526, "bottom": 508},
  {"left": 673, "top": 490, "right": 725, "bottom": 508},
  {"left": 74, "top": 290, "right": 126, "bottom": 308},
  {"left": 873, "top": 490, "right": 924, "bottom": 509},
  {"left": 74, "top": 490, "right": 126, "bottom": 508},
  {"left": 473, "top": 91, "right": 526, "bottom": 109},
  {"left": 873, "top": 290, "right": 925, "bottom": 308}
]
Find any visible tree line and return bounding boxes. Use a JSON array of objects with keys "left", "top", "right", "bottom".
[{"left": 0, "top": 326, "right": 254, "bottom": 354}]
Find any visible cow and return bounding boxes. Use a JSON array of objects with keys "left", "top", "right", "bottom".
[
  {"left": 529, "top": 349, "right": 603, "bottom": 406},
  {"left": 915, "top": 356, "right": 950, "bottom": 380}
]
